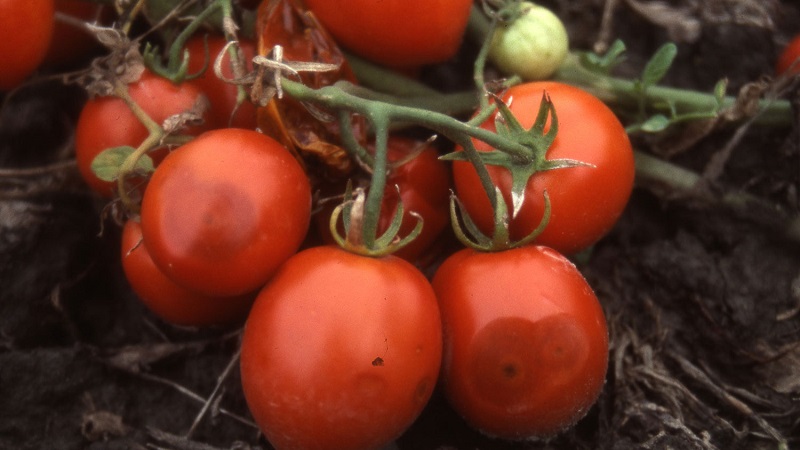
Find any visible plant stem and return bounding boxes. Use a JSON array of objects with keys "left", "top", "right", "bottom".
[{"left": 634, "top": 151, "right": 800, "bottom": 242}]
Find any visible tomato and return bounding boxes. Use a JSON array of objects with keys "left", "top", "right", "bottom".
[
  {"left": 452, "top": 82, "right": 635, "bottom": 255},
  {"left": 44, "top": 0, "right": 111, "bottom": 68},
  {"left": 776, "top": 34, "right": 800, "bottom": 76},
  {"left": 121, "top": 219, "right": 254, "bottom": 327},
  {"left": 140, "top": 128, "right": 311, "bottom": 297},
  {"left": 302, "top": 0, "right": 473, "bottom": 68},
  {"left": 315, "top": 136, "right": 451, "bottom": 265},
  {"left": 240, "top": 245, "right": 442, "bottom": 450},
  {"left": 185, "top": 35, "right": 258, "bottom": 129},
  {"left": 75, "top": 70, "right": 210, "bottom": 198},
  {"left": 432, "top": 245, "right": 609, "bottom": 439},
  {"left": 0, "top": 0, "right": 55, "bottom": 90}
]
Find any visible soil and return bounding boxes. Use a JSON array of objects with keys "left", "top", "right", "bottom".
[{"left": 1, "top": 1, "right": 800, "bottom": 449}]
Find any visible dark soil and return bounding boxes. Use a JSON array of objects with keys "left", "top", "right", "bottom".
[{"left": 2, "top": 1, "right": 800, "bottom": 449}]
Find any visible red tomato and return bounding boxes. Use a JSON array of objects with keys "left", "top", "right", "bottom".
[
  {"left": 776, "top": 34, "right": 800, "bottom": 76},
  {"left": 240, "top": 245, "right": 442, "bottom": 450},
  {"left": 185, "top": 35, "right": 258, "bottom": 129},
  {"left": 44, "top": 0, "right": 110, "bottom": 67},
  {"left": 302, "top": 0, "right": 473, "bottom": 68},
  {"left": 75, "top": 70, "right": 210, "bottom": 197},
  {"left": 121, "top": 219, "right": 254, "bottom": 327},
  {"left": 0, "top": 0, "right": 55, "bottom": 90},
  {"left": 452, "top": 82, "right": 635, "bottom": 255},
  {"left": 315, "top": 136, "right": 451, "bottom": 265},
  {"left": 140, "top": 128, "right": 311, "bottom": 297},
  {"left": 432, "top": 245, "right": 609, "bottom": 439}
]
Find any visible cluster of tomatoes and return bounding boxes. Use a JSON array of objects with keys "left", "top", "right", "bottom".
[{"left": 8, "top": 0, "right": 798, "bottom": 449}]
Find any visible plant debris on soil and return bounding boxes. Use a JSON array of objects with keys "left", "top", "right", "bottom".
[{"left": 2, "top": 0, "right": 800, "bottom": 449}]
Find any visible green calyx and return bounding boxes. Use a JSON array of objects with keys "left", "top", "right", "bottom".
[{"left": 441, "top": 92, "right": 591, "bottom": 250}]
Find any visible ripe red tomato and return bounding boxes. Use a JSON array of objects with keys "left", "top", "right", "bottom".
[
  {"left": 452, "top": 81, "right": 635, "bottom": 255},
  {"left": 315, "top": 136, "right": 451, "bottom": 265},
  {"left": 185, "top": 35, "right": 258, "bottom": 129},
  {"left": 121, "top": 219, "right": 254, "bottom": 327},
  {"left": 75, "top": 70, "right": 210, "bottom": 197},
  {"left": 776, "top": 34, "right": 800, "bottom": 76},
  {"left": 140, "top": 128, "right": 311, "bottom": 297},
  {"left": 432, "top": 245, "right": 609, "bottom": 439},
  {"left": 240, "top": 245, "right": 442, "bottom": 450},
  {"left": 0, "top": 0, "right": 55, "bottom": 90},
  {"left": 302, "top": 0, "right": 473, "bottom": 68}
]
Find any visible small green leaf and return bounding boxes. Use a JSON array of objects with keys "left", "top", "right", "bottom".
[
  {"left": 580, "top": 39, "right": 627, "bottom": 74},
  {"left": 641, "top": 43, "right": 677, "bottom": 88},
  {"left": 639, "top": 114, "right": 672, "bottom": 133},
  {"left": 91, "top": 146, "right": 154, "bottom": 182}
]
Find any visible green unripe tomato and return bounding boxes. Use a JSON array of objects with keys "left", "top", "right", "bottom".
[{"left": 489, "top": 2, "right": 569, "bottom": 80}]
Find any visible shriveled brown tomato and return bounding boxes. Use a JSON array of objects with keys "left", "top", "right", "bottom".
[
  {"left": 185, "top": 35, "right": 258, "bottom": 129},
  {"left": 316, "top": 136, "right": 451, "bottom": 265},
  {"left": 121, "top": 219, "right": 254, "bottom": 327},
  {"left": 255, "top": 0, "right": 367, "bottom": 177},
  {"left": 74, "top": 70, "right": 210, "bottom": 198}
]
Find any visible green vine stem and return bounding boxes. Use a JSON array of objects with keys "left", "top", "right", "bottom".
[
  {"left": 466, "top": 4, "right": 792, "bottom": 127},
  {"left": 634, "top": 151, "right": 800, "bottom": 243}
]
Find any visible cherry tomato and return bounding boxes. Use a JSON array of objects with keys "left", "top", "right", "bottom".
[
  {"left": 75, "top": 70, "right": 210, "bottom": 198},
  {"left": 315, "top": 136, "right": 451, "bottom": 265},
  {"left": 240, "top": 245, "right": 442, "bottom": 450},
  {"left": 185, "top": 35, "right": 258, "bottom": 129},
  {"left": 452, "top": 81, "right": 635, "bottom": 255},
  {"left": 121, "top": 219, "right": 254, "bottom": 327},
  {"left": 140, "top": 128, "right": 311, "bottom": 297},
  {"left": 302, "top": 0, "right": 473, "bottom": 68},
  {"left": 432, "top": 245, "right": 609, "bottom": 439},
  {"left": 0, "top": 0, "right": 55, "bottom": 90},
  {"left": 776, "top": 34, "right": 800, "bottom": 76}
]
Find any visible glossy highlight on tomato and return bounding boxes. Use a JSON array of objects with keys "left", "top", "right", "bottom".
[
  {"left": 140, "top": 128, "right": 311, "bottom": 297},
  {"left": 121, "top": 219, "right": 254, "bottom": 327},
  {"left": 302, "top": 0, "right": 473, "bottom": 68},
  {"left": 453, "top": 81, "right": 635, "bottom": 255},
  {"left": 432, "top": 245, "right": 609, "bottom": 439},
  {"left": 0, "top": 0, "right": 55, "bottom": 90},
  {"left": 240, "top": 245, "right": 442, "bottom": 450},
  {"left": 75, "top": 70, "right": 210, "bottom": 197}
]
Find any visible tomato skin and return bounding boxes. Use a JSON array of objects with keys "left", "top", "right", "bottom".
[
  {"left": 432, "top": 245, "right": 609, "bottom": 439},
  {"left": 776, "top": 34, "right": 800, "bottom": 76},
  {"left": 185, "top": 35, "right": 258, "bottom": 129},
  {"left": 453, "top": 82, "right": 635, "bottom": 255},
  {"left": 140, "top": 128, "right": 311, "bottom": 297},
  {"left": 315, "top": 137, "right": 451, "bottom": 265},
  {"left": 121, "top": 220, "right": 254, "bottom": 327},
  {"left": 0, "top": 0, "right": 55, "bottom": 90},
  {"left": 302, "top": 0, "right": 472, "bottom": 68},
  {"left": 240, "top": 245, "right": 442, "bottom": 450},
  {"left": 74, "top": 70, "right": 210, "bottom": 197}
]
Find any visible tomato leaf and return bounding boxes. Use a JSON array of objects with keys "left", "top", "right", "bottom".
[
  {"left": 639, "top": 114, "right": 672, "bottom": 133},
  {"left": 580, "top": 39, "right": 627, "bottom": 75},
  {"left": 641, "top": 43, "right": 677, "bottom": 88},
  {"left": 91, "top": 146, "right": 154, "bottom": 182}
]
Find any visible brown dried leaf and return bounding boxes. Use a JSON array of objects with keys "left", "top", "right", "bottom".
[{"left": 624, "top": 0, "right": 702, "bottom": 43}]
